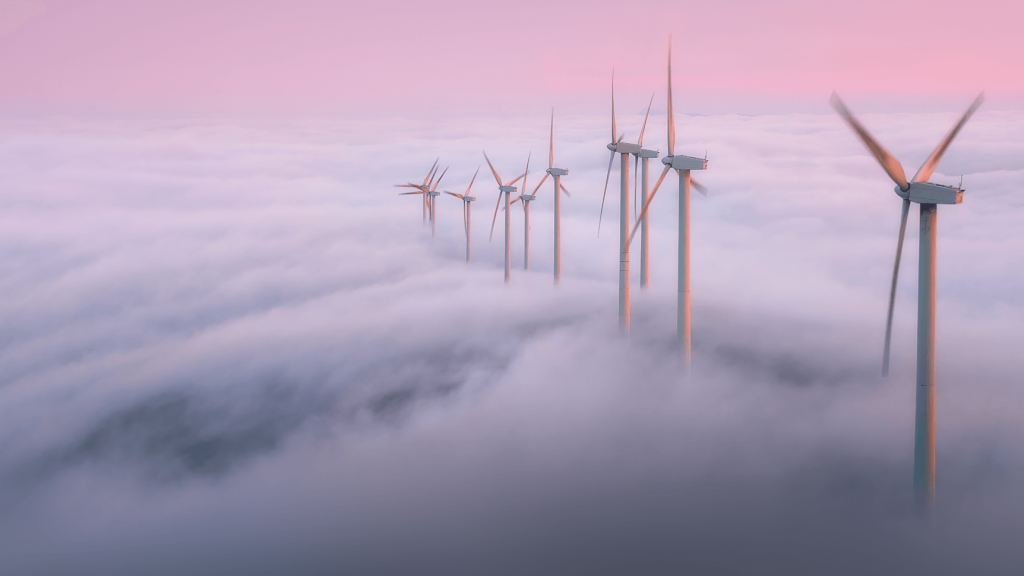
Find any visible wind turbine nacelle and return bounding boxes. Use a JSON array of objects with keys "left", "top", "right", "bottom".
[
  {"left": 546, "top": 168, "right": 568, "bottom": 176},
  {"left": 427, "top": 191, "right": 440, "bottom": 197},
  {"left": 898, "top": 182, "right": 963, "bottom": 205},
  {"left": 664, "top": 155, "right": 707, "bottom": 170},
  {"left": 521, "top": 194, "right": 536, "bottom": 202},
  {"left": 614, "top": 142, "right": 643, "bottom": 154},
  {"left": 499, "top": 186, "right": 517, "bottom": 193},
  {"left": 639, "top": 149, "right": 660, "bottom": 159},
  {"left": 465, "top": 196, "right": 476, "bottom": 202}
]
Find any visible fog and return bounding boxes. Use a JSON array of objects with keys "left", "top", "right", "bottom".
[{"left": 0, "top": 107, "right": 1022, "bottom": 575}]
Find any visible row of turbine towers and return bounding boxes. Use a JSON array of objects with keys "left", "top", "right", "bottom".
[
  {"left": 397, "top": 39, "right": 705, "bottom": 371},
  {"left": 397, "top": 109, "right": 570, "bottom": 283},
  {"left": 395, "top": 37, "right": 986, "bottom": 515}
]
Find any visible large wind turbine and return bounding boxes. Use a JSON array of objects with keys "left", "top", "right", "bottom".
[
  {"left": 631, "top": 39, "right": 709, "bottom": 369},
  {"left": 485, "top": 152, "right": 525, "bottom": 282},
  {"left": 526, "top": 110, "right": 571, "bottom": 283},
  {"left": 599, "top": 71, "right": 650, "bottom": 333},
  {"left": 445, "top": 167, "right": 479, "bottom": 262},
  {"left": 831, "top": 91, "right": 984, "bottom": 512}
]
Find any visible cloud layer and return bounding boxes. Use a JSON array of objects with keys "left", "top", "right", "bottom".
[{"left": 0, "top": 107, "right": 1023, "bottom": 575}]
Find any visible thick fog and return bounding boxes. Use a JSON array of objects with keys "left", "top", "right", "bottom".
[{"left": 0, "top": 107, "right": 1023, "bottom": 575}]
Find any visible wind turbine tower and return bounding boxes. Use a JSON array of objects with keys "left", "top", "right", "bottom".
[
  {"left": 486, "top": 152, "right": 525, "bottom": 282},
  {"left": 600, "top": 71, "right": 649, "bottom": 334},
  {"left": 649, "top": 38, "right": 709, "bottom": 370},
  {"left": 830, "top": 91, "right": 984, "bottom": 513},
  {"left": 632, "top": 94, "right": 658, "bottom": 288},
  {"left": 445, "top": 167, "right": 479, "bottom": 262},
  {"left": 511, "top": 154, "right": 535, "bottom": 270},
  {"left": 544, "top": 111, "right": 571, "bottom": 282}
]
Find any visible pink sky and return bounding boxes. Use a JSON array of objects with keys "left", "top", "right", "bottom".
[{"left": 0, "top": 0, "right": 1021, "bottom": 115}]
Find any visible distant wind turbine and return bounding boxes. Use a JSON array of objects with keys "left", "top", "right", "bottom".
[
  {"left": 633, "top": 94, "right": 659, "bottom": 289},
  {"left": 527, "top": 110, "right": 571, "bottom": 283},
  {"left": 631, "top": 37, "right": 709, "bottom": 370},
  {"left": 830, "top": 90, "right": 984, "bottom": 513},
  {"left": 427, "top": 166, "right": 448, "bottom": 237},
  {"left": 510, "top": 154, "right": 536, "bottom": 270},
  {"left": 395, "top": 158, "right": 439, "bottom": 224},
  {"left": 485, "top": 151, "right": 525, "bottom": 282},
  {"left": 445, "top": 167, "right": 480, "bottom": 262}
]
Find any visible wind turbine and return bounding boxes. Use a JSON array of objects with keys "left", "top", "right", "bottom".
[
  {"left": 599, "top": 71, "right": 648, "bottom": 334},
  {"left": 445, "top": 167, "right": 480, "bottom": 262},
  {"left": 395, "top": 158, "right": 439, "bottom": 224},
  {"left": 631, "top": 38, "right": 709, "bottom": 369},
  {"left": 485, "top": 151, "right": 525, "bottom": 282},
  {"left": 830, "top": 91, "right": 984, "bottom": 512},
  {"left": 633, "top": 94, "right": 658, "bottom": 288},
  {"left": 528, "top": 110, "right": 571, "bottom": 283},
  {"left": 396, "top": 162, "right": 447, "bottom": 235},
  {"left": 427, "top": 167, "right": 448, "bottom": 237},
  {"left": 510, "top": 154, "right": 538, "bottom": 270}
]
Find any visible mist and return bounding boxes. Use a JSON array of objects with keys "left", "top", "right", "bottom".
[{"left": 0, "top": 108, "right": 1023, "bottom": 575}]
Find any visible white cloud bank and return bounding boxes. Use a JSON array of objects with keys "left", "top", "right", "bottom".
[{"left": 0, "top": 108, "right": 1022, "bottom": 575}]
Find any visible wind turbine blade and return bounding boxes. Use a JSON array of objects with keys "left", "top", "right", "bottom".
[
  {"left": 645, "top": 164, "right": 673, "bottom": 205},
  {"left": 444, "top": 191, "right": 463, "bottom": 198},
  {"left": 432, "top": 166, "right": 449, "bottom": 191},
  {"left": 627, "top": 164, "right": 672, "bottom": 250},
  {"left": 691, "top": 178, "right": 709, "bottom": 196},
  {"left": 483, "top": 151, "right": 504, "bottom": 187},
  {"left": 560, "top": 184, "right": 571, "bottom": 197},
  {"left": 598, "top": 150, "right": 616, "bottom": 236},
  {"left": 522, "top": 152, "right": 530, "bottom": 198},
  {"left": 490, "top": 192, "right": 502, "bottom": 241},
  {"left": 829, "top": 92, "right": 909, "bottom": 190},
  {"left": 549, "top": 108, "right": 555, "bottom": 169},
  {"left": 466, "top": 166, "right": 480, "bottom": 194},
  {"left": 639, "top": 92, "right": 654, "bottom": 146},
  {"left": 422, "top": 158, "right": 439, "bottom": 186},
  {"left": 532, "top": 172, "right": 549, "bottom": 194},
  {"left": 913, "top": 92, "right": 985, "bottom": 183},
  {"left": 510, "top": 196, "right": 522, "bottom": 205},
  {"left": 507, "top": 172, "right": 527, "bottom": 186},
  {"left": 667, "top": 36, "right": 675, "bottom": 157},
  {"left": 611, "top": 70, "right": 617, "bottom": 144},
  {"left": 399, "top": 191, "right": 424, "bottom": 195},
  {"left": 882, "top": 198, "right": 911, "bottom": 376}
]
